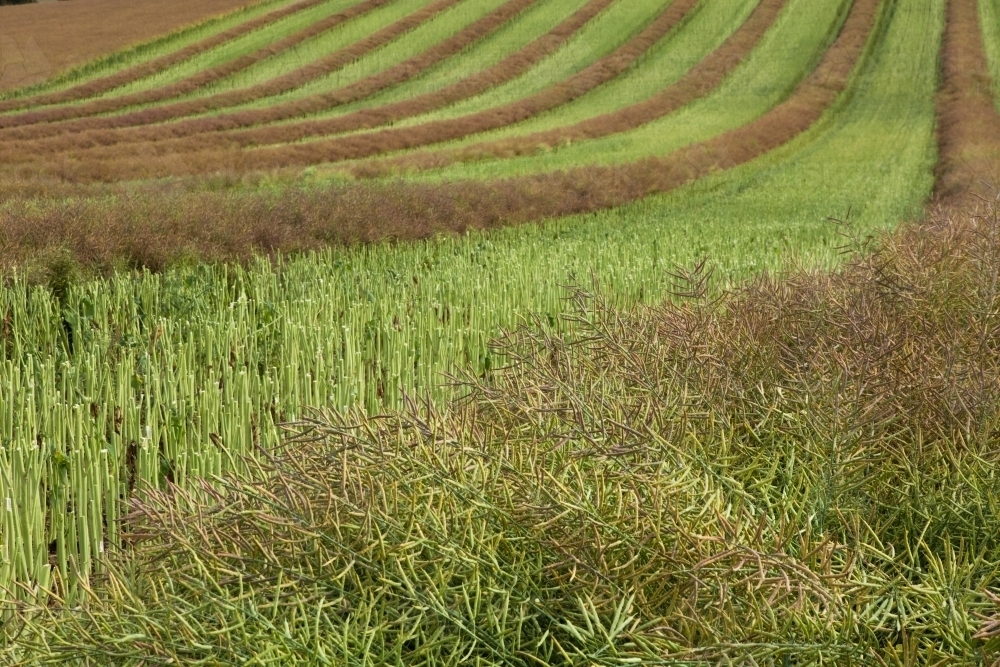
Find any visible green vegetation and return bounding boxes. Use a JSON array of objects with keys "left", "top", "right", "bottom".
[
  {"left": 209, "top": 0, "right": 506, "bottom": 98},
  {"left": 224, "top": 0, "right": 592, "bottom": 113},
  {"left": 386, "top": 0, "right": 850, "bottom": 176},
  {"left": 95, "top": 0, "right": 375, "bottom": 99},
  {"left": 0, "top": 0, "right": 994, "bottom": 661},
  {"left": 980, "top": 0, "right": 1000, "bottom": 107}
]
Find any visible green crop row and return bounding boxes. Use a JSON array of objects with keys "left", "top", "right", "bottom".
[
  {"left": 387, "top": 0, "right": 848, "bottom": 179},
  {"left": 980, "top": 0, "right": 1000, "bottom": 109},
  {"left": 92, "top": 0, "right": 379, "bottom": 102},
  {"left": 208, "top": 0, "right": 507, "bottom": 102},
  {"left": 217, "top": 0, "right": 597, "bottom": 116}
]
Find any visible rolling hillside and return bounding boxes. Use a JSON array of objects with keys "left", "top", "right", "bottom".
[{"left": 2, "top": 0, "right": 1000, "bottom": 662}]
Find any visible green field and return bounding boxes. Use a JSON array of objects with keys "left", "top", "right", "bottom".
[{"left": 0, "top": 0, "right": 997, "bottom": 662}]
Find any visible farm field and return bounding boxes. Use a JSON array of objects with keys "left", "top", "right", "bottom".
[{"left": 1, "top": 0, "right": 1000, "bottom": 662}]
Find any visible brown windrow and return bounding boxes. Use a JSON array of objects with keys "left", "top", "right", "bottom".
[
  {"left": 0, "top": 0, "right": 333, "bottom": 115},
  {"left": 0, "top": 0, "right": 879, "bottom": 270},
  {"left": 0, "top": 0, "right": 463, "bottom": 138},
  {"left": 353, "top": 0, "right": 787, "bottom": 176},
  {"left": 35, "top": 0, "right": 703, "bottom": 180},
  {"left": 934, "top": 0, "right": 1000, "bottom": 203},
  {"left": 0, "top": 0, "right": 399, "bottom": 129},
  {"left": 0, "top": 0, "right": 556, "bottom": 159}
]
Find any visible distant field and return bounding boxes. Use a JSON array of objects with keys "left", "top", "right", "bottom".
[
  {"left": 2, "top": 0, "right": 1000, "bottom": 662},
  {"left": 0, "top": 0, "right": 265, "bottom": 91}
]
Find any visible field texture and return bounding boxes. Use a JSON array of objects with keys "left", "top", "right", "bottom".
[
  {"left": 0, "top": 0, "right": 266, "bottom": 92},
  {"left": 1, "top": 0, "right": 999, "bottom": 662}
]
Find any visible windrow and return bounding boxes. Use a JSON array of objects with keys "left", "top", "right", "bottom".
[
  {"left": 0, "top": 0, "right": 563, "bottom": 160},
  {"left": 0, "top": 0, "right": 398, "bottom": 129},
  {"left": 0, "top": 0, "right": 463, "bottom": 140},
  {"left": 934, "top": 0, "right": 1000, "bottom": 202},
  {"left": 355, "top": 0, "right": 786, "bottom": 176},
  {"left": 46, "top": 0, "right": 704, "bottom": 180},
  {"left": 0, "top": 0, "right": 329, "bottom": 114}
]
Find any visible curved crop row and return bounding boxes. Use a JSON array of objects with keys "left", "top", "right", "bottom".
[
  {"left": 0, "top": 0, "right": 565, "bottom": 160},
  {"left": 0, "top": 0, "right": 462, "bottom": 137},
  {"left": 0, "top": 0, "right": 320, "bottom": 113},
  {"left": 352, "top": 0, "right": 788, "bottom": 175},
  {"left": 365, "top": 0, "right": 849, "bottom": 180},
  {"left": 935, "top": 0, "right": 1000, "bottom": 200},
  {"left": 15, "top": 0, "right": 704, "bottom": 181},
  {"left": 0, "top": 0, "right": 397, "bottom": 126}
]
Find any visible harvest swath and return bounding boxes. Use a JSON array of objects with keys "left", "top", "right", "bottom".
[{"left": 1, "top": 0, "right": 999, "bottom": 662}]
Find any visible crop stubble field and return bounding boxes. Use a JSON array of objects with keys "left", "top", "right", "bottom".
[{"left": 1, "top": 0, "right": 1000, "bottom": 662}]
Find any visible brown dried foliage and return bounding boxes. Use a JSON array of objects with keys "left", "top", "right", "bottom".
[
  {"left": 934, "top": 0, "right": 1000, "bottom": 202},
  {"left": 0, "top": 0, "right": 323, "bottom": 109},
  {"left": 0, "top": 0, "right": 462, "bottom": 139},
  {"left": 0, "top": 0, "right": 553, "bottom": 160}
]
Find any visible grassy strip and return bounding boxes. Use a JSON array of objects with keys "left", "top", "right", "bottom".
[
  {"left": 981, "top": 0, "right": 1000, "bottom": 107},
  {"left": 0, "top": 0, "right": 317, "bottom": 113},
  {"left": 38, "top": 0, "right": 701, "bottom": 180},
  {"left": 410, "top": 0, "right": 756, "bottom": 137},
  {"left": 935, "top": 0, "right": 1000, "bottom": 200},
  {"left": 0, "top": 0, "right": 459, "bottom": 140},
  {"left": 0, "top": 0, "right": 550, "bottom": 161},
  {"left": 9, "top": 206, "right": 1000, "bottom": 663},
  {"left": 355, "top": 0, "right": 785, "bottom": 175}
]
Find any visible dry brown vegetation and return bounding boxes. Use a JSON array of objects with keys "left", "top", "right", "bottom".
[
  {"left": 0, "top": 0, "right": 553, "bottom": 160},
  {"left": 0, "top": 0, "right": 394, "bottom": 126},
  {"left": 0, "top": 0, "right": 462, "bottom": 137},
  {"left": 934, "top": 0, "right": 1000, "bottom": 203},
  {"left": 0, "top": 0, "right": 287, "bottom": 100}
]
